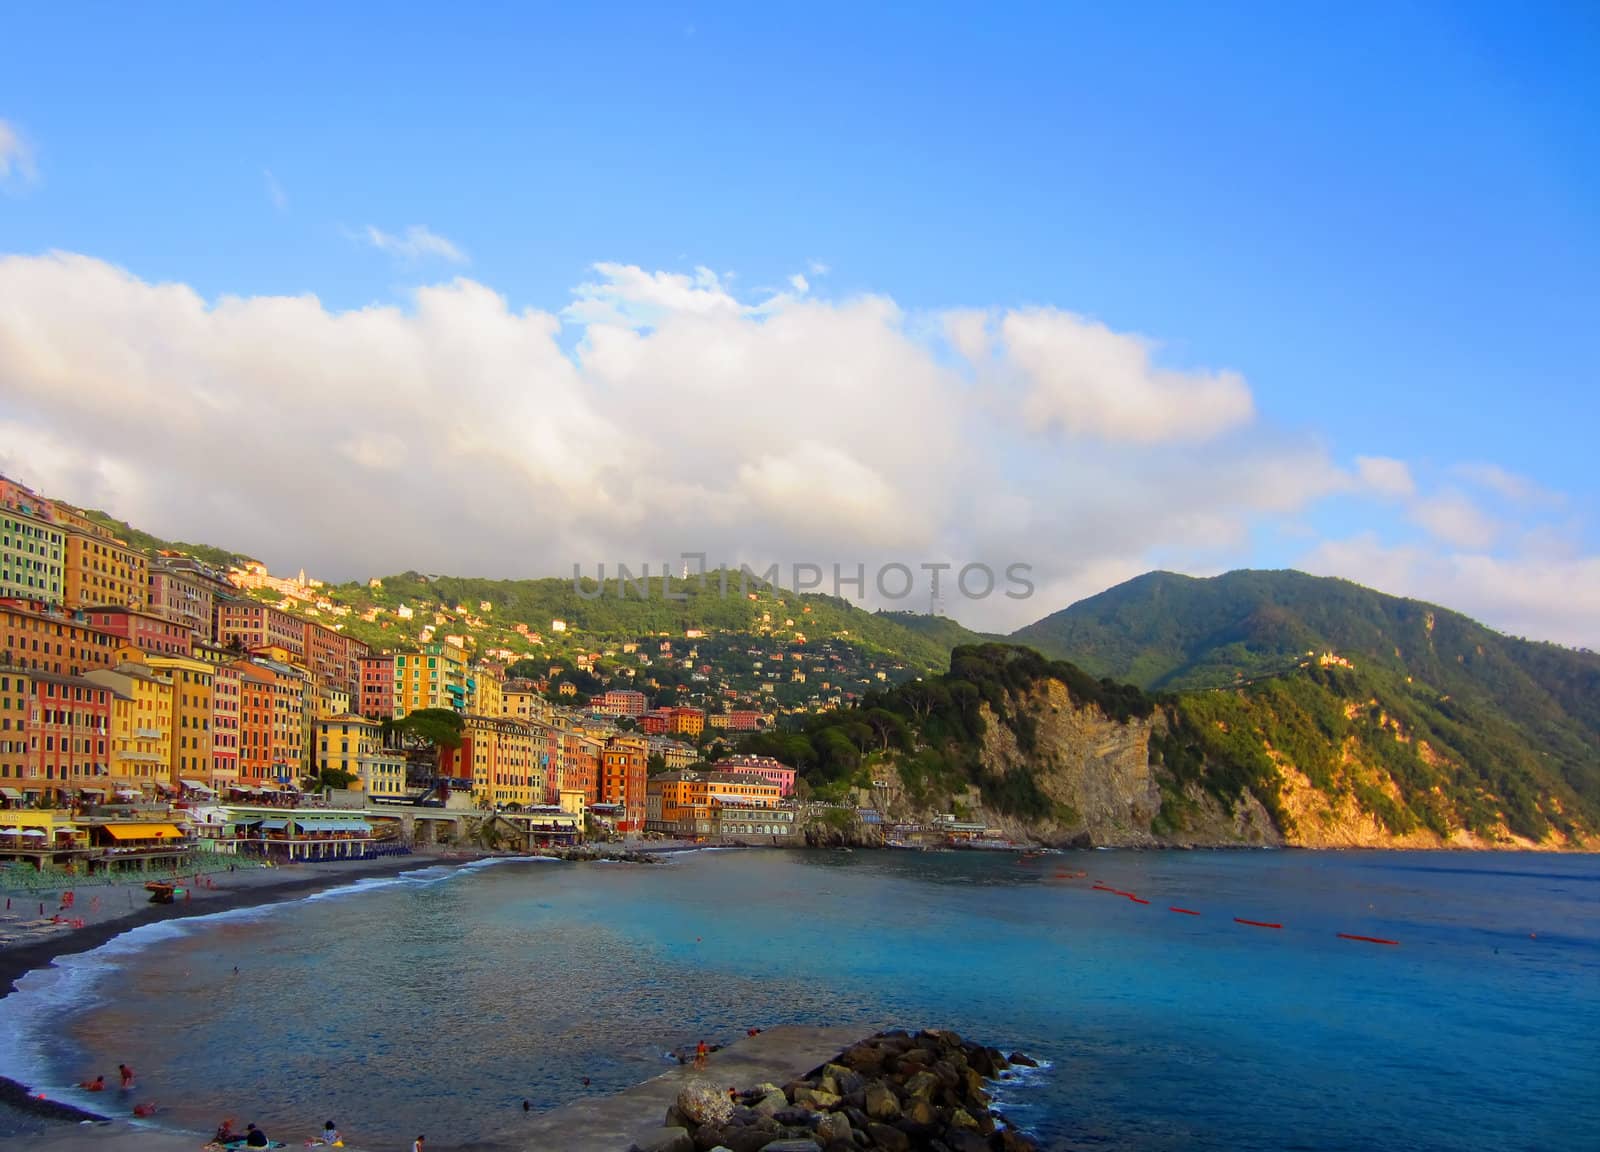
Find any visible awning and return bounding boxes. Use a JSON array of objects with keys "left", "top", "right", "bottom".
[
  {"left": 103, "top": 823, "right": 184, "bottom": 841},
  {"left": 0, "top": 787, "right": 21, "bottom": 800},
  {"left": 21, "top": 828, "right": 48, "bottom": 838},
  {"left": 179, "top": 779, "right": 215, "bottom": 793},
  {"left": 260, "top": 819, "right": 288, "bottom": 831},
  {"left": 78, "top": 787, "right": 106, "bottom": 796},
  {"left": 153, "top": 782, "right": 177, "bottom": 794}
]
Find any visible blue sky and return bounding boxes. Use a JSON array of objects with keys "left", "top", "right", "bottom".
[{"left": 1, "top": 2, "right": 1597, "bottom": 642}]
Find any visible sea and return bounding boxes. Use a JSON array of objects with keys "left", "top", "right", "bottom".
[{"left": 0, "top": 849, "right": 1595, "bottom": 1151}]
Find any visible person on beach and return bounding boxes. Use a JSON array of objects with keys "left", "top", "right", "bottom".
[
  {"left": 694, "top": 1039, "right": 708, "bottom": 1069},
  {"left": 118, "top": 1063, "right": 134, "bottom": 1089},
  {"left": 244, "top": 1121, "right": 270, "bottom": 1147},
  {"left": 314, "top": 1119, "right": 341, "bottom": 1146},
  {"left": 413, "top": 1137, "right": 425, "bottom": 1152},
  {"left": 213, "top": 1118, "right": 237, "bottom": 1144},
  {"left": 77, "top": 1075, "right": 105, "bottom": 1091}
]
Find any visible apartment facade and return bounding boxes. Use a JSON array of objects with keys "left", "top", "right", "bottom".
[
  {"left": 210, "top": 661, "right": 241, "bottom": 789},
  {"left": 215, "top": 601, "right": 306, "bottom": 657},
  {"left": 62, "top": 527, "right": 148, "bottom": 611},
  {"left": 146, "top": 556, "right": 227, "bottom": 640},
  {"left": 85, "top": 662, "right": 174, "bottom": 796},
  {"left": 599, "top": 735, "right": 648, "bottom": 831},
  {"left": 142, "top": 652, "right": 215, "bottom": 788},
  {"left": 0, "top": 599, "right": 121, "bottom": 677},
  {"left": 21, "top": 671, "right": 115, "bottom": 800},
  {"left": 0, "top": 507, "right": 66, "bottom": 604},
  {"left": 358, "top": 653, "right": 395, "bottom": 719},
  {"left": 84, "top": 607, "right": 192, "bottom": 657}
]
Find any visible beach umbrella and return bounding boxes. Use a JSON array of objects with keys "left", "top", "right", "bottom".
[{"left": 21, "top": 828, "right": 46, "bottom": 838}]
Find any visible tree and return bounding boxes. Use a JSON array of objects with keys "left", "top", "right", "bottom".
[
  {"left": 395, "top": 708, "right": 465, "bottom": 750},
  {"left": 647, "top": 752, "right": 667, "bottom": 776}
]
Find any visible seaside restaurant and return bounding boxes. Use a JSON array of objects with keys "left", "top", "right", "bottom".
[
  {"left": 226, "top": 806, "right": 378, "bottom": 861},
  {"left": 0, "top": 812, "right": 190, "bottom": 873}
]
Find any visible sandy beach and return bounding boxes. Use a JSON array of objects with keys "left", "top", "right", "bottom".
[{"left": 0, "top": 852, "right": 458, "bottom": 1144}]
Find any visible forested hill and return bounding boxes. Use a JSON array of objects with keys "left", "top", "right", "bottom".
[
  {"left": 1008, "top": 569, "right": 1600, "bottom": 827},
  {"left": 741, "top": 643, "right": 1599, "bottom": 849}
]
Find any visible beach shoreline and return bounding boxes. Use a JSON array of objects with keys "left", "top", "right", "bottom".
[{"left": 0, "top": 852, "right": 470, "bottom": 1141}]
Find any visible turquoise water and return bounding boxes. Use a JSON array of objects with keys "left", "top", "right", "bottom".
[{"left": 3, "top": 849, "right": 1596, "bottom": 1151}]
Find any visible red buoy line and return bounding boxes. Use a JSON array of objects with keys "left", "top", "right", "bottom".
[{"left": 1045, "top": 866, "right": 1403, "bottom": 945}]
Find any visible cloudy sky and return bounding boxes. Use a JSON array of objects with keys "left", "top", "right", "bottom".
[{"left": 1, "top": 4, "right": 1596, "bottom": 644}]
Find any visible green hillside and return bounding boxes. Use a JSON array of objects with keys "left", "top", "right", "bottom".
[
  {"left": 1010, "top": 569, "right": 1600, "bottom": 825},
  {"left": 70, "top": 506, "right": 258, "bottom": 569}
]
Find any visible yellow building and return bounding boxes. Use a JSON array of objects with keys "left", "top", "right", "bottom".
[
  {"left": 502, "top": 683, "right": 550, "bottom": 724},
  {"left": 314, "top": 713, "right": 406, "bottom": 796},
  {"left": 393, "top": 641, "right": 468, "bottom": 718},
  {"left": 62, "top": 526, "right": 148, "bottom": 611},
  {"left": 141, "top": 652, "right": 215, "bottom": 789},
  {"left": 470, "top": 663, "right": 504, "bottom": 718},
  {"left": 441, "top": 716, "right": 545, "bottom": 809},
  {"left": 85, "top": 662, "right": 174, "bottom": 796}
]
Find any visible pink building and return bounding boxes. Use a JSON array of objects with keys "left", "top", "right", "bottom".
[
  {"left": 215, "top": 600, "right": 304, "bottom": 657},
  {"left": 717, "top": 754, "right": 797, "bottom": 797},
  {"left": 598, "top": 689, "right": 648, "bottom": 717},
  {"left": 359, "top": 654, "right": 395, "bottom": 719}
]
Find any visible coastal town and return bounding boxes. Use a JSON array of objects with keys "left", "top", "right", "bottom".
[{"left": 0, "top": 474, "right": 1016, "bottom": 878}]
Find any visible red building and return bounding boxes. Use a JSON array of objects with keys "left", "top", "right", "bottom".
[
  {"left": 359, "top": 654, "right": 395, "bottom": 719},
  {"left": 639, "top": 709, "right": 670, "bottom": 735},
  {"left": 25, "top": 671, "right": 115, "bottom": 800},
  {"left": 598, "top": 688, "right": 648, "bottom": 717},
  {"left": 716, "top": 753, "right": 798, "bottom": 797},
  {"left": 84, "top": 607, "right": 192, "bottom": 657}
]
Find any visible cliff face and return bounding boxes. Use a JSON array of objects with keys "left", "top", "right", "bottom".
[{"left": 873, "top": 671, "right": 1593, "bottom": 850}]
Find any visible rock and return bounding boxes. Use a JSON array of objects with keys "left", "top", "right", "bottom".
[
  {"left": 902, "top": 1097, "right": 938, "bottom": 1128},
  {"left": 941, "top": 1132, "right": 990, "bottom": 1152},
  {"left": 995, "top": 1130, "right": 1040, "bottom": 1151},
  {"left": 902, "top": 1070, "right": 939, "bottom": 1098},
  {"left": 865, "top": 1121, "right": 911, "bottom": 1152},
  {"left": 758, "top": 1142, "right": 823, "bottom": 1152},
  {"left": 794, "top": 1087, "right": 842, "bottom": 1110},
  {"left": 918, "top": 1028, "right": 963, "bottom": 1048},
  {"left": 949, "top": 1109, "right": 978, "bottom": 1130},
  {"left": 814, "top": 1112, "right": 853, "bottom": 1145},
  {"left": 823, "top": 1063, "right": 866, "bottom": 1096},
  {"left": 1007, "top": 1052, "right": 1038, "bottom": 1068},
  {"left": 680, "top": 1080, "right": 736, "bottom": 1127},
  {"left": 864, "top": 1083, "right": 901, "bottom": 1121},
  {"left": 752, "top": 1089, "right": 789, "bottom": 1117},
  {"left": 961, "top": 1068, "right": 989, "bottom": 1106},
  {"left": 840, "top": 1044, "right": 885, "bottom": 1073},
  {"left": 631, "top": 1127, "right": 694, "bottom": 1152},
  {"left": 895, "top": 1047, "right": 934, "bottom": 1066},
  {"left": 693, "top": 1124, "right": 734, "bottom": 1152},
  {"left": 771, "top": 1107, "right": 819, "bottom": 1128}
]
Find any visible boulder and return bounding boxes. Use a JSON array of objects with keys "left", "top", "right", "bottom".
[
  {"left": 865, "top": 1122, "right": 911, "bottom": 1152},
  {"left": 823, "top": 1063, "right": 866, "bottom": 1096},
  {"left": 995, "top": 1130, "right": 1040, "bottom": 1151},
  {"left": 864, "top": 1084, "right": 901, "bottom": 1121},
  {"left": 903, "top": 1097, "right": 938, "bottom": 1129},
  {"left": 814, "top": 1112, "right": 853, "bottom": 1145},
  {"left": 752, "top": 1088, "right": 789, "bottom": 1117},
  {"left": 942, "top": 1132, "right": 990, "bottom": 1152},
  {"left": 757, "top": 1142, "right": 823, "bottom": 1152},
  {"left": 902, "top": 1070, "right": 940, "bottom": 1099},
  {"left": 680, "top": 1080, "right": 736, "bottom": 1127},
  {"left": 1007, "top": 1052, "right": 1038, "bottom": 1068},
  {"left": 949, "top": 1109, "right": 978, "bottom": 1130},
  {"left": 794, "top": 1087, "right": 842, "bottom": 1110},
  {"left": 771, "top": 1107, "right": 819, "bottom": 1128},
  {"left": 631, "top": 1127, "right": 694, "bottom": 1152}
]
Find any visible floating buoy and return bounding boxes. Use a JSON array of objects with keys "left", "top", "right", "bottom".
[
  {"left": 1234, "top": 918, "right": 1282, "bottom": 929},
  {"left": 1127, "top": 896, "right": 1150, "bottom": 905},
  {"left": 1169, "top": 906, "right": 1200, "bottom": 916},
  {"left": 1336, "top": 933, "right": 1398, "bottom": 946}
]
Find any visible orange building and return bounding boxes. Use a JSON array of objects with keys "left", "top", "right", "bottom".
[
  {"left": 0, "top": 599, "right": 122, "bottom": 677},
  {"left": 645, "top": 769, "right": 782, "bottom": 837},
  {"left": 233, "top": 662, "right": 276, "bottom": 790},
  {"left": 61, "top": 525, "right": 148, "bottom": 611},
  {"left": 18, "top": 671, "right": 117, "bottom": 803},
  {"left": 665, "top": 707, "right": 705, "bottom": 739},
  {"left": 210, "top": 661, "right": 241, "bottom": 790},
  {"left": 600, "top": 735, "right": 649, "bottom": 831}
]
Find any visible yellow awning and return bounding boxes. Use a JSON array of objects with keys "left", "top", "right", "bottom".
[{"left": 103, "top": 823, "right": 184, "bottom": 841}]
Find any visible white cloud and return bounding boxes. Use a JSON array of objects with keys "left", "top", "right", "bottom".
[
  {"left": 990, "top": 309, "right": 1256, "bottom": 443},
  {"left": 0, "top": 249, "right": 1588, "bottom": 643},
  {"left": 1409, "top": 488, "right": 1500, "bottom": 550},
  {"left": 0, "top": 119, "right": 38, "bottom": 187},
  {"left": 1355, "top": 455, "right": 1415, "bottom": 499},
  {"left": 1455, "top": 461, "right": 1560, "bottom": 506},
  {"left": 1302, "top": 533, "right": 1600, "bottom": 649},
  {"left": 363, "top": 225, "right": 468, "bottom": 265},
  {"left": 264, "top": 168, "right": 288, "bottom": 212},
  {"left": 788, "top": 273, "right": 809, "bottom": 295}
]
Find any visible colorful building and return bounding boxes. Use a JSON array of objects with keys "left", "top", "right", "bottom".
[
  {"left": 469, "top": 662, "right": 504, "bottom": 718},
  {"left": 215, "top": 600, "right": 305, "bottom": 657},
  {"left": 233, "top": 662, "right": 275, "bottom": 790},
  {"left": 598, "top": 688, "right": 648, "bottom": 717},
  {"left": 0, "top": 506, "right": 66, "bottom": 605},
  {"left": 302, "top": 619, "right": 369, "bottom": 696},
  {"left": 0, "top": 599, "right": 122, "bottom": 676},
  {"left": 645, "top": 768, "right": 785, "bottom": 837},
  {"left": 210, "top": 661, "right": 241, "bottom": 791},
  {"left": 0, "top": 668, "right": 29, "bottom": 792},
  {"left": 393, "top": 641, "right": 467, "bottom": 718},
  {"left": 141, "top": 652, "right": 215, "bottom": 789},
  {"left": 707, "top": 710, "right": 767, "bottom": 732},
  {"left": 62, "top": 526, "right": 148, "bottom": 611},
  {"left": 315, "top": 714, "right": 404, "bottom": 796},
  {"left": 146, "top": 556, "right": 227, "bottom": 640},
  {"left": 600, "top": 734, "right": 648, "bottom": 831},
  {"left": 20, "top": 671, "right": 116, "bottom": 802},
  {"left": 85, "top": 661, "right": 175, "bottom": 798},
  {"left": 715, "top": 754, "right": 798, "bottom": 797},
  {"left": 358, "top": 653, "right": 395, "bottom": 719},
  {"left": 665, "top": 706, "right": 705, "bottom": 739},
  {"left": 439, "top": 716, "right": 546, "bottom": 809},
  {"left": 502, "top": 681, "right": 550, "bottom": 724},
  {"left": 83, "top": 607, "right": 192, "bottom": 657}
]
